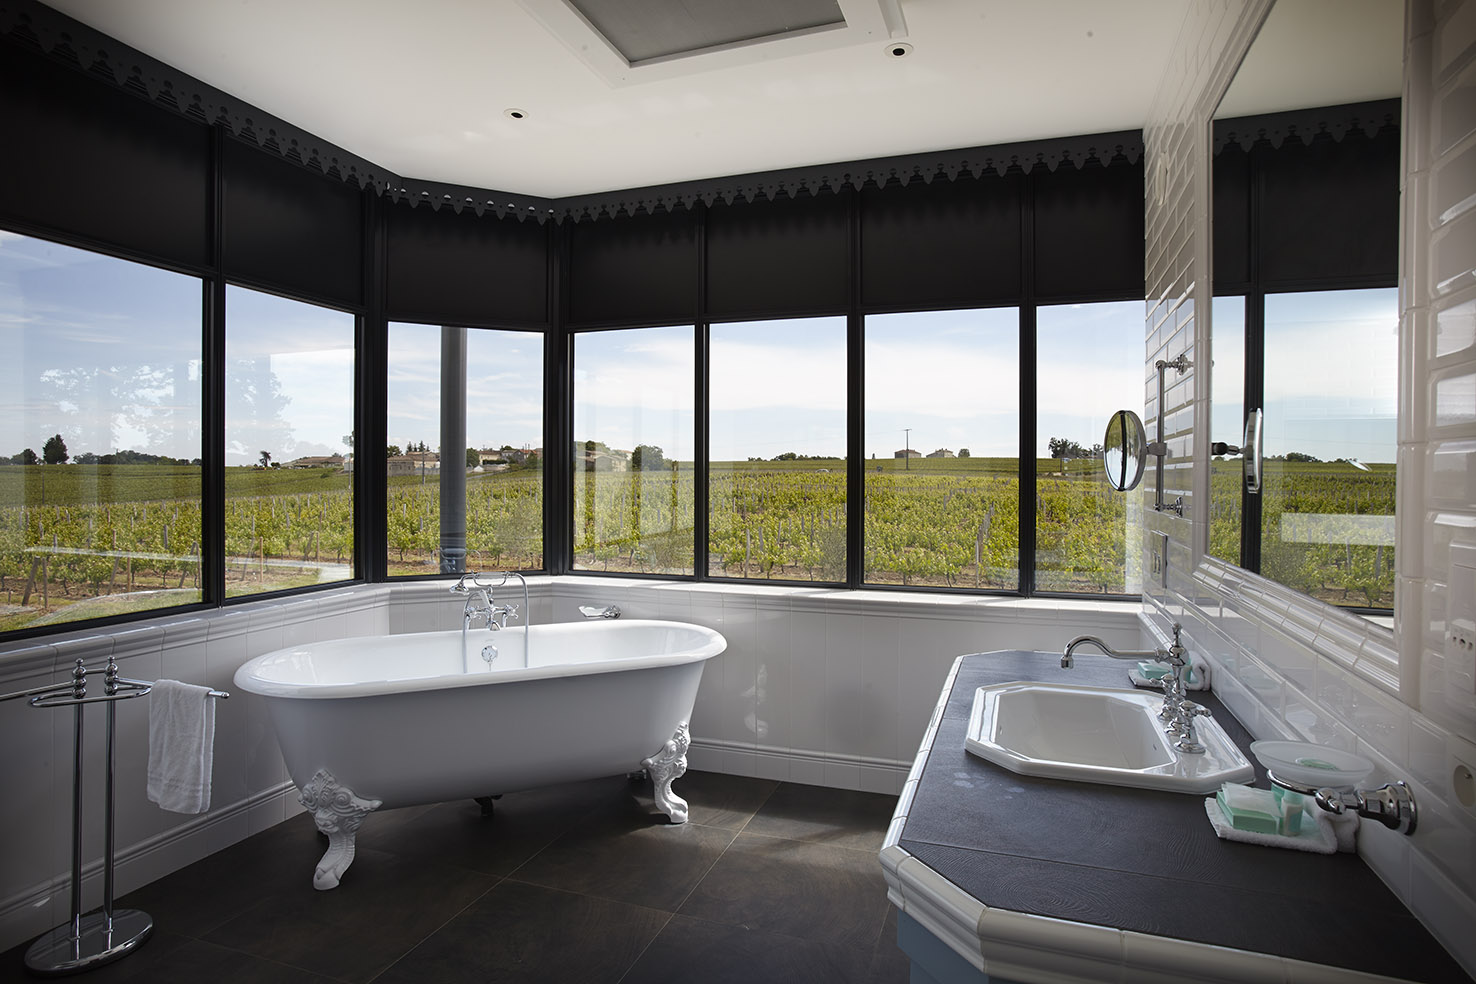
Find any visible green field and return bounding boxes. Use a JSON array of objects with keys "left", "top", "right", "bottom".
[{"left": 0, "top": 455, "right": 1395, "bottom": 632}]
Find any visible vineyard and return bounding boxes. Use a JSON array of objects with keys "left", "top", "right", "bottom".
[
  {"left": 1, "top": 456, "right": 1395, "bottom": 632},
  {"left": 1209, "top": 459, "right": 1397, "bottom": 608},
  {"left": 572, "top": 457, "right": 1126, "bottom": 592}
]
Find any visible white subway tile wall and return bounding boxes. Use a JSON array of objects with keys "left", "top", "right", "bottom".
[{"left": 1144, "top": 0, "right": 1476, "bottom": 976}]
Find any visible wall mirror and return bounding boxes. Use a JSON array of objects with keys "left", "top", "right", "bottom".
[
  {"left": 1208, "top": 0, "right": 1403, "bottom": 624},
  {"left": 1103, "top": 409, "right": 1147, "bottom": 492}
]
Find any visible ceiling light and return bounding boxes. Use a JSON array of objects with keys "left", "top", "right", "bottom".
[{"left": 886, "top": 42, "right": 912, "bottom": 58}]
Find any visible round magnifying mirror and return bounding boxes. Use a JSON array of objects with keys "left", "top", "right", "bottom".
[{"left": 1102, "top": 410, "right": 1147, "bottom": 492}]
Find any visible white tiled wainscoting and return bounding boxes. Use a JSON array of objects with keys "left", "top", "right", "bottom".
[{"left": 0, "top": 576, "right": 1140, "bottom": 954}]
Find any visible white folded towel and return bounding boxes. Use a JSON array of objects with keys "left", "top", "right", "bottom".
[
  {"left": 147, "top": 679, "right": 216, "bottom": 814},
  {"left": 1203, "top": 795, "right": 1359, "bottom": 854}
]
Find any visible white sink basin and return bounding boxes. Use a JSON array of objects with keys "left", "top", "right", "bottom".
[{"left": 964, "top": 681, "right": 1254, "bottom": 793}]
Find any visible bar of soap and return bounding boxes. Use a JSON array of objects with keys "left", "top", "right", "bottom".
[{"left": 1216, "top": 784, "right": 1279, "bottom": 834}]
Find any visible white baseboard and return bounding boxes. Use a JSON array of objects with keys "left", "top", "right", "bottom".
[
  {"left": 0, "top": 781, "right": 298, "bottom": 955},
  {"left": 689, "top": 737, "right": 910, "bottom": 795}
]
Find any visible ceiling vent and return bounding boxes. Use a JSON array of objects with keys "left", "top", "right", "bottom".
[{"left": 517, "top": 0, "right": 907, "bottom": 86}]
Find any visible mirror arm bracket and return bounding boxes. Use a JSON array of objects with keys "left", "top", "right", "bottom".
[{"left": 1151, "top": 356, "right": 1192, "bottom": 515}]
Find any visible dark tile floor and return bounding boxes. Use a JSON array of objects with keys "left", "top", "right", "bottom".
[{"left": 3, "top": 773, "right": 910, "bottom": 983}]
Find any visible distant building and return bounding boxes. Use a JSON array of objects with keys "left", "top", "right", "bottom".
[
  {"left": 387, "top": 451, "right": 439, "bottom": 477},
  {"left": 287, "top": 453, "right": 345, "bottom": 469},
  {"left": 894, "top": 449, "right": 921, "bottom": 459},
  {"left": 580, "top": 449, "right": 629, "bottom": 472},
  {"left": 926, "top": 449, "right": 955, "bottom": 458}
]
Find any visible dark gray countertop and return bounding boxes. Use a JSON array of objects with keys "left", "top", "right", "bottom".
[{"left": 897, "top": 651, "right": 1472, "bottom": 984}]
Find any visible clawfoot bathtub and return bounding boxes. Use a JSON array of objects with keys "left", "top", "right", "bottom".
[{"left": 233, "top": 619, "right": 725, "bottom": 889}]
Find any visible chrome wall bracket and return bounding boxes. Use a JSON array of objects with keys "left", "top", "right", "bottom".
[
  {"left": 1150, "top": 354, "right": 1192, "bottom": 516},
  {"left": 1268, "top": 773, "right": 1418, "bottom": 836}
]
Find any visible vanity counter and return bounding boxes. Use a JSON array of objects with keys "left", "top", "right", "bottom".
[{"left": 880, "top": 651, "right": 1473, "bottom": 984}]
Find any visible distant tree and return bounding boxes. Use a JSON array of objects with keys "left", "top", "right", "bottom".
[
  {"left": 386, "top": 444, "right": 402, "bottom": 458},
  {"left": 631, "top": 444, "right": 667, "bottom": 471},
  {"left": 958, "top": 448, "right": 970, "bottom": 458},
  {"left": 10, "top": 449, "right": 37, "bottom": 465},
  {"left": 74, "top": 452, "right": 99, "bottom": 464},
  {"left": 42, "top": 434, "right": 68, "bottom": 464},
  {"left": 1047, "top": 437, "right": 1091, "bottom": 460},
  {"left": 773, "top": 451, "right": 798, "bottom": 461},
  {"left": 258, "top": 450, "right": 272, "bottom": 468},
  {"left": 1284, "top": 451, "right": 1321, "bottom": 463},
  {"left": 342, "top": 432, "right": 355, "bottom": 449},
  {"left": 466, "top": 447, "right": 480, "bottom": 467}
]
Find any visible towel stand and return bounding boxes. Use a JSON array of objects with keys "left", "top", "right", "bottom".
[{"left": 0, "top": 657, "right": 227, "bottom": 976}]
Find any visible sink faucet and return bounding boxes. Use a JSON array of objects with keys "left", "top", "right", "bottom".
[{"left": 1061, "top": 623, "right": 1209, "bottom": 753}]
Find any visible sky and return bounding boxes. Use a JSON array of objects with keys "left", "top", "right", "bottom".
[
  {"left": 1, "top": 229, "right": 1398, "bottom": 468},
  {"left": 1214, "top": 288, "right": 1398, "bottom": 464}
]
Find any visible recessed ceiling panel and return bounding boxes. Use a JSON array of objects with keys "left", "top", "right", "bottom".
[{"left": 572, "top": 0, "right": 845, "bottom": 64}]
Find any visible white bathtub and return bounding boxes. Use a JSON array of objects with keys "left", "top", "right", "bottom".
[{"left": 233, "top": 619, "right": 726, "bottom": 888}]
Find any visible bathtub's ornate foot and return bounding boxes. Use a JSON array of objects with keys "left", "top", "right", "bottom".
[
  {"left": 298, "top": 769, "right": 381, "bottom": 890},
  {"left": 641, "top": 722, "right": 691, "bottom": 824}
]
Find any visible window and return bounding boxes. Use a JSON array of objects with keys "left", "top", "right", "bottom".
[
  {"left": 864, "top": 308, "right": 1020, "bottom": 588},
  {"left": 572, "top": 326, "right": 695, "bottom": 576},
  {"left": 1211, "top": 287, "right": 1398, "bottom": 612},
  {"left": 224, "top": 285, "right": 356, "bottom": 597},
  {"left": 1035, "top": 301, "right": 1145, "bottom": 595},
  {"left": 1209, "top": 295, "right": 1246, "bottom": 567},
  {"left": 386, "top": 323, "right": 544, "bottom": 574},
  {"left": 0, "top": 231, "right": 203, "bottom": 631},
  {"left": 1262, "top": 289, "right": 1398, "bottom": 609},
  {"left": 708, "top": 317, "right": 848, "bottom": 581}
]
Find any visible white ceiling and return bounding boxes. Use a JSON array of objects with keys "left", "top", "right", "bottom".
[{"left": 42, "top": 0, "right": 1198, "bottom": 198}]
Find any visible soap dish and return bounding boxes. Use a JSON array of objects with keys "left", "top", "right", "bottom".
[{"left": 1249, "top": 741, "right": 1373, "bottom": 790}]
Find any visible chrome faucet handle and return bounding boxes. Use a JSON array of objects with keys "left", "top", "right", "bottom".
[{"left": 450, "top": 571, "right": 484, "bottom": 593}]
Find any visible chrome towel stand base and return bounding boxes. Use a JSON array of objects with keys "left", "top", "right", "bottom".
[{"left": 24, "top": 908, "right": 154, "bottom": 977}]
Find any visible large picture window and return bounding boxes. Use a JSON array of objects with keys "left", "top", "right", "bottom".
[
  {"left": 224, "top": 285, "right": 356, "bottom": 597},
  {"left": 708, "top": 317, "right": 847, "bottom": 581},
  {"left": 1035, "top": 300, "right": 1145, "bottom": 595},
  {"left": 863, "top": 308, "right": 1020, "bottom": 589},
  {"left": 0, "top": 231, "right": 204, "bottom": 631},
  {"left": 572, "top": 326, "right": 695, "bottom": 576},
  {"left": 386, "top": 322, "right": 544, "bottom": 574}
]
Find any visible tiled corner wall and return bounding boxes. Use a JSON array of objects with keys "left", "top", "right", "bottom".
[
  {"left": 0, "top": 577, "right": 1139, "bottom": 953},
  {"left": 1142, "top": 0, "right": 1476, "bottom": 976}
]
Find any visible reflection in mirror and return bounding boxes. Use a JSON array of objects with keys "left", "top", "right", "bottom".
[
  {"left": 1102, "top": 410, "right": 1147, "bottom": 493},
  {"left": 1210, "top": 0, "right": 1402, "bottom": 616},
  {"left": 1242, "top": 407, "right": 1263, "bottom": 495}
]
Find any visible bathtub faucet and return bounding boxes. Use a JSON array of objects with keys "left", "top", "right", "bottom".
[
  {"left": 452, "top": 573, "right": 518, "bottom": 631},
  {"left": 1061, "top": 623, "right": 1208, "bottom": 753}
]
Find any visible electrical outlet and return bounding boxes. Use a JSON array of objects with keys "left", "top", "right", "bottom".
[
  {"left": 1450, "top": 735, "right": 1476, "bottom": 816},
  {"left": 1151, "top": 532, "right": 1169, "bottom": 588}
]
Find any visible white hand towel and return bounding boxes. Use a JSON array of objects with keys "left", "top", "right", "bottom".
[
  {"left": 147, "top": 679, "right": 216, "bottom": 814},
  {"left": 1203, "top": 796, "right": 1359, "bottom": 854}
]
